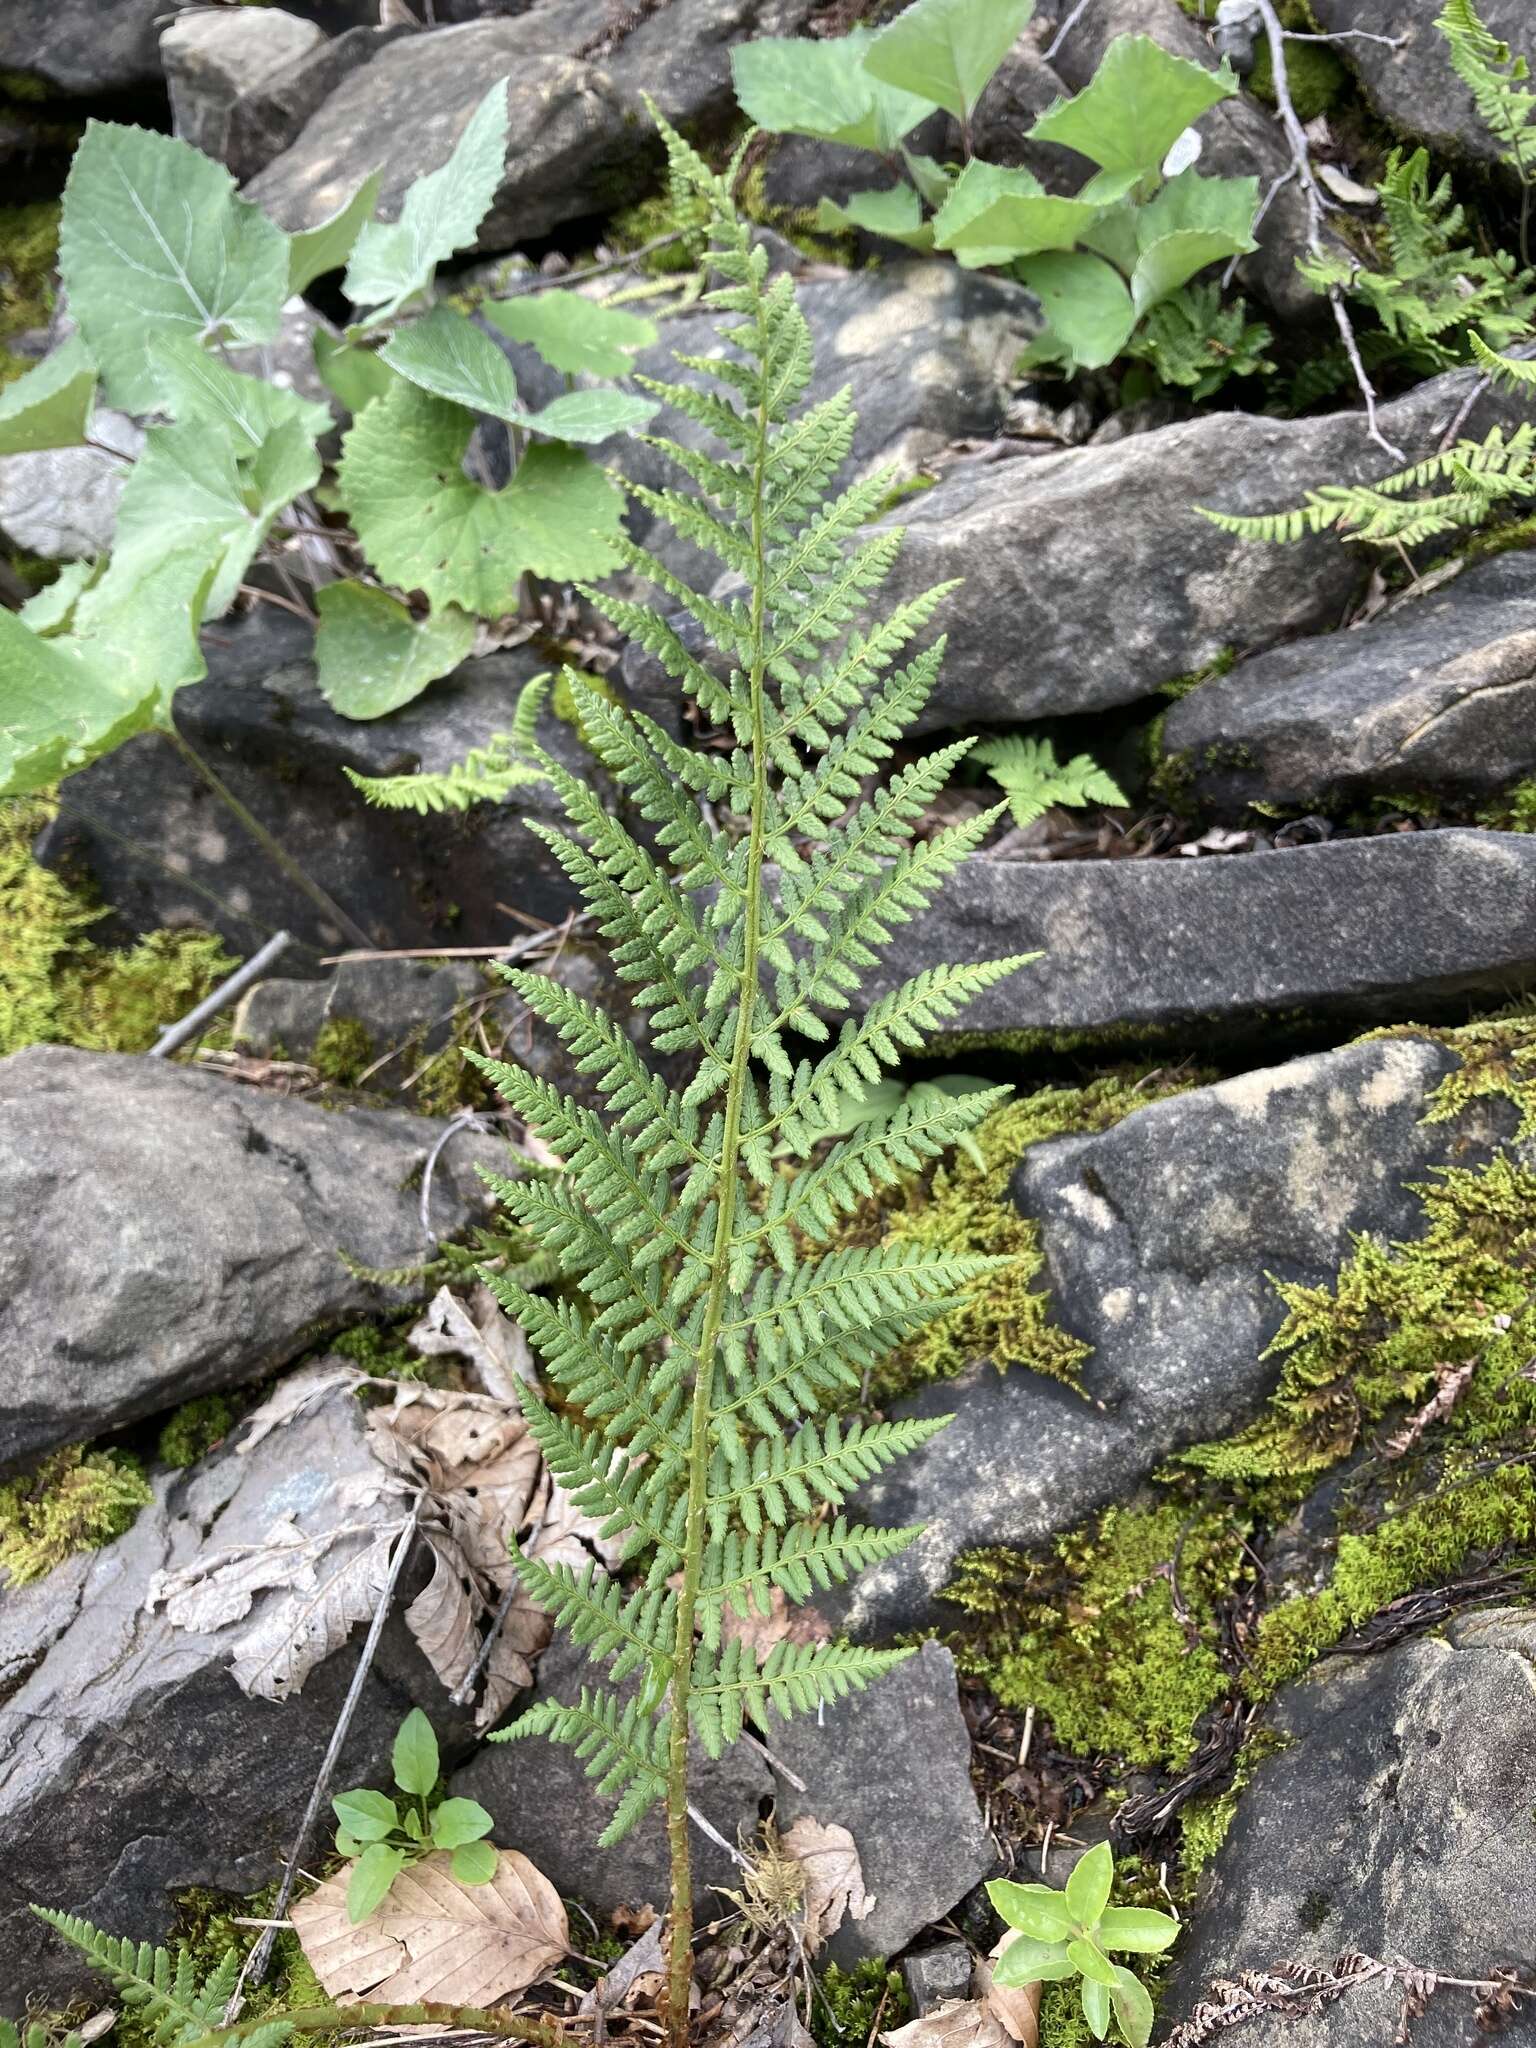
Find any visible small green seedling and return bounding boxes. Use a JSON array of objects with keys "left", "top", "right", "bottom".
[
  {"left": 987, "top": 1842, "right": 1178, "bottom": 2048},
  {"left": 332, "top": 1708, "right": 498, "bottom": 1922}
]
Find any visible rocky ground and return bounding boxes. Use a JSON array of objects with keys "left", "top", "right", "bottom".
[{"left": 4, "top": 0, "right": 1536, "bottom": 2044}]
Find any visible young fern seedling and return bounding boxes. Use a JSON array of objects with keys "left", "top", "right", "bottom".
[{"left": 466, "top": 116, "right": 1031, "bottom": 2047}]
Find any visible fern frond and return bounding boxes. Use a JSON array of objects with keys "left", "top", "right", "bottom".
[
  {"left": 29, "top": 1912, "right": 262, "bottom": 2048},
  {"left": 1438, "top": 0, "right": 1536, "bottom": 178},
  {"left": 344, "top": 673, "right": 550, "bottom": 813},
  {"left": 1471, "top": 331, "right": 1536, "bottom": 385},
  {"left": 512, "top": 1553, "right": 676, "bottom": 1686},
  {"left": 689, "top": 1638, "right": 914, "bottom": 1752},
  {"left": 705, "top": 1411, "right": 952, "bottom": 1537},
  {"left": 973, "top": 736, "right": 1128, "bottom": 829},
  {"left": 494, "top": 1685, "right": 670, "bottom": 1843},
  {"left": 696, "top": 1517, "right": 922, "bottom": 1645}
]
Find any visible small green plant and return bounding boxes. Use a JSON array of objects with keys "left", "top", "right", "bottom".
[
  {"left": 972, "top": 736, "right": 1126, "bottom": 829},
  {"left": 731, "top": 0, "right": 1260, "bottom": 377},
  {"left": 1439, "top": 0, "right": 1535, "bottom": 263},
  {"left": 988, "top": 1844, "right": 1179, "bottom": 2048},
  {"left": 332, "top": 1709, "right": 497, "bottom": 1923}
]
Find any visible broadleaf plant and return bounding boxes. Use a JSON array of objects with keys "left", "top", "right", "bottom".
[
  {"left": 465, "top": 116, "right": 1030, "bottom": 2047},
  {"left": 332, "top": 1708, "right": 499, "bottom": 1923}
]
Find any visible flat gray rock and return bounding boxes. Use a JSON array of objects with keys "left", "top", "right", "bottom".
[
  {"left": 827, "top": 1034, "right": 1519, "bottom": 1637},
  {"left": 162, "top": 8, "right": 325, "bottom": 178},
  {"left": 1, "top": 1377, "right": 454, "bottom": 2013},
  {"left": 0, "top": 1045, "right": 508, "bottom": 1468},
  {"left": 245, "top": 0, "right": 819, "bottom": 251},
  {"left": 1163, "top": 1608, "right": 1536, "bottom": 2045},
  {"left": 1162, "top": 554, "right": 1536, "bottom": 814},
  {"left": 843, "top": 831, "right": 1536, "bottom": 1045},
  {"left": 0, "top": 0, "right": 169, "bottom": 95}
]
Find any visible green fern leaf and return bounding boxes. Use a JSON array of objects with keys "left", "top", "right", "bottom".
[{"left": 972, "top": 735, "right": 1128, "bottom": 829}]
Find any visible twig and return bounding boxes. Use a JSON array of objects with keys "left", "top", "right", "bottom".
[
  {"left": 1250, "top": 0, "right": 1403, "bottom": 460},
  {"left": 322, "top": 925, "right": 589, "bottom": 968},
  {"left": 420, "top": 1110, "right": 490, "bottom": 1240},
  {"left": 687, "top": 1803, "right": 750, "bottom": 1868},
  {"left": 148, "top": 930, "right": 293, "bottom": 1059},
  {"left": 500, "top": 230, "right": 691, "bottom": 297},
  {"left": 223, "top": 1495, "right": 424, "bottom": 2020},
  {"left": 1044, "top": 0, "right": 1092, "bottom": 61},
  {"left": 1282, "top": 28, "right": 1407, "bottom": 45},
  {"left": 1017, "top": 1703, "right": 1036, "bottom": 1767}
]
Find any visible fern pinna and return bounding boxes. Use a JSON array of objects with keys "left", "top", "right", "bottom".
[{"left": 466, "top": 118, "right": 1027, "bottom": 2035}]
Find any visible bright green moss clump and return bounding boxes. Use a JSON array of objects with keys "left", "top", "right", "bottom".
[
  {"left": 309, "top": 1012, "right": 375, "bottom": 1085},
  {"left": 812, "top": 1961, "right": 909, "bottom": 2048},
  {"left": 0, "top": 199, "right": 60, "bottom": 382},
  {"left": 0, "top": 1446, "right": 153, "bottom": 1584},
  {"left": 157, "top": 1394, "right": 237, "bottom": 1469}
]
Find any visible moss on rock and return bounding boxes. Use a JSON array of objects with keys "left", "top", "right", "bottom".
[{"left": 0, "top": 1446, "right": 153, "bottom": 1584}]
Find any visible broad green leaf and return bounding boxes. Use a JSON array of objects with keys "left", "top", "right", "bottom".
[
  {"left": 864, "top": 0, "right": 1035, "bottom": 121},
  {"left": 148, "top": 335, "right": 331, "bottom": 451},
  {"left": 430, "top": 1797, "right": 494, "bottom": 1849},
  {"left": 988, "top": 1879, "right": 1074, "bottom": 1943},
  {"left": 1028, "top": 34, "right": 1236, "bottom": 187},
  {"left": 1096, "top": 1908, "right": 1180, "bottom": 1955},
  {"left": 731, "top": 33, "right": 937, "bottom": 152},
  {"left": 816, "top": 186, "right": 936, "bottom": 250},
  {"left": 288, "top": 169, "right": 383, "bottom": 295},
  {"left": 1128, "top": 168, "right": 1259, "bottom": 314},
  {"left": 58, "top": 120, "right": 289, "bottom": 412},
  {"left": 382, "top": 307, "right": 657, "bottom": 442},
  {"left": 346, "top": 1842, "right": 405, "bottom": 1924},
  {"left": 1065, "top": 1841, "right": 1114, "bottom": 1926},
  {"left": 0, "top": 337, "right": 96, "bottom": 455},
  {"left": 392, "top": 1707, "right": 440, "bottom": 1796},
  {"left": 97, "top": 411, "right": 320, "bottom": 621},
  {"left": 990, "top": 1934, "right": 1079, "bottom": 1988},
  {"left": 482, "top": 289, "right": 658, "bottom": 377},
  {"left": 1067, "top": 1939, "right": 1118, "bottom": 1989},
  {"left": 334, "top": 1831, "right": 365, "bottom": 1858},
  {"left": 1109, "top": 1966, "right": 1156, "bottom": 2048},
  {"left": 331, "top": 1788, "right": 400, "bottom": 1843},
  {"left": 18, "top": 559, "right": 99, "bottom": 635},
  {"left": 903, "top": 150, "right": 956, "bottom": 208},
  {"left": 402, "top": 1806, "right": 426, "bottom": 1842},
  {"left": 450, "top": 1839, "right": 499, "bottom": 1885},
  {"left": 1017, "top": 250, "right": 1136, "bottom": 367},
  {"left": 0, "top": 551, "right": 213, "bottom": 796},
  {"left": 1080, "top": 1976, "right": 1111, "bottom": 2042},
  {"left": 339, "top": 382, "right": 625, "bottom": 614},
  {"left": 932, "top": 160, "right": 1102, "bottom": 266},
  {"left": 344, "top": 80, "right": 509, "bottom": 321},
  {"left": 314, "top": 580, "right": 475, "bottom": 719},
  {"left": 314, "top": 330, "right": 400, "bottom": 416}
]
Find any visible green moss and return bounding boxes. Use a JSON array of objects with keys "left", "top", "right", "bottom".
[
  {"left": 1, "top": 794, "right": 237, "bottom": 1057},
  {"left": 1248, "top": 38, "right": 1348, "bottom": 121},
  {"left": 0, "top": 1446, "right": 153, "bottom": 1585},
  {"left": 1158, "top": 646, "right": 1237, "bottom": 702},
  {"left": 608, "top": 186, "right": 713, "bottom": 274},
  {"left": 863, "top": 1069, "right": 1206, "bottom": 1402},
  {"left": 330, "top": 1317, "right": 446, "bottom": 1382},
  {"left": 812, "top": 1961, "right": 910, "bottom": 2048},
  {"left": 948, "top": 1502, "right": 1253, "bottom": 1770},
  {"left": 157, "top": 1394, "right": 238, "bottom": 1469},
  {"left": 738, "top": 155, "right": 855, "bottom": 265},
  {"left": 0, "top": 200, "right": 60, "bottom": 383},
  {"left": 0, "top": 69, "right": 52, "bottom": 102},
  {"left": 309, "top": 1013, "right": 376, "bottom": 1086},
  {"left": 1177, "top": 1788, "right": 1241, "bottom": 1884},
  {"left": 1478, "top": 779, "right": 1536, "bottom": 832}
]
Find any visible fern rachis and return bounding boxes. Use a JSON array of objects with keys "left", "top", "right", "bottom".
[{"left": 454, "top": 117, "right": 1030, "bottom": 2043}]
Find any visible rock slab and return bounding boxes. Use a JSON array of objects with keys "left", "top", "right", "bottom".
[{"left": 0, "top": 1045, "right": 507, "bottom": 1470}]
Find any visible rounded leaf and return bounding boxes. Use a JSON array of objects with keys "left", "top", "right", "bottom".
[
  {"left": 990, "top": 1934, "right": 1078, "bottom": 1988},
  {"left": 1080, "top": 1974, "right": 1111, "bottom": 2042},
  {"left": 1065, "top": 1842, "right": 1114, "bottom": 1928},
  {"left": 392, "top": 1708, "right": 440, "bottom": 1796},
  {"left": 334, "top": 1830, "right": 365, "bottom": 1858},
  {"left": 1097, "top": 1907, "right": 1180, "bottom": 1955},
  {"left": 431, "top": 1797, "right": 495, "bottom": 1849},
  {"left": 1110, "top": 1966, "right": 1156, "bottom": 2048},
  {"left": 332, "top": 1788, "right": 400, "bottom": 1843},
  {"left": 346, "top": 1842, "right": 406, "bottom": 1924},
  {"left": 451, "top": 1839, "right": 500, "bottom": 1885},
  {"left": 987, "top": 1879, "right": 1074, "bottom": 1943},
  {"left": 1067, "top": 1939, "right": 1118, "bottom": 1989}
]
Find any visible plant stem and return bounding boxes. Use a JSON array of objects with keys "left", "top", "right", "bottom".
[
  {"left": 660, "top": 300, "right": 774, "bottom": 2048},
  {"left": 185, "top": 2002, "right": 564, "bottom": 2048},
  {"left": 163, "top": 725, "right": 377, "bottom": 952}
]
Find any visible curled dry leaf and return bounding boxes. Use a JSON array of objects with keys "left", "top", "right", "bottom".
[
  {"left": 291, "top": 1847, "right": 568, "bottom": 2004},
  {"left": 236, "top": 1362, "right": 363, "bottom": 1453},
  {"left": 780, "top": 1817, "right": 873, "bottom": 1955},
  {"left": 978, "top": 1935, "right": 1043, "bottom": 2048},
  {"left": 407, "top": 1284, "right": 538, "bottom": 1400},
  {"left": 579, "top": 1921, "right": 666, "bottom": 2016},
  {"left": 881, "top": 2001, "right": 1013, "bottom": 2048}
]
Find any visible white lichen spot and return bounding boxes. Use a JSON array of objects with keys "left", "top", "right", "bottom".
[
  {"left": 911, "top": 349, "right": 954, "bottom": 389},
  {"left": 195, "top": 827, "right": 228, "bottom": 864},
  {"left": 1286, "top": 1127, "right": 1355, "bottom": 1239},
  {"left": 833, "top": 294, "right": 927, "bottom": 358},
  {"left": 1214, "top": 1056, "right": 1327, "bottom": 1124},
  {"left": 1100, "top": 1285, "right": 1134, "bottom": 1325},
  {"left": 228, "top": 886, "right": 252, "bottom": 914},
  {"left": 1358, "top": 1040, "right": 1429, "bottom": 1113},
  {"left": 1062, "top": 1182, "right": 1116, "bottom": 1232},
  {"left": 163, "top": 851, "right": 191, "bottom": 876}
]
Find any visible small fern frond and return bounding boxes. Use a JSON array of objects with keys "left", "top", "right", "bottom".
[
  {"left": 1470, "top": 331, "right": 1536, "bottom": 385},
  {"left": 1438, "top": 0, "right": 1536, "bottom": 178},
  {"left": 705, "top": 1412, "right": 952, "bottom": 1538},
  {"left": 345, "top": 674, "right": 550, "bottom": 813},
  {"left": 494, "top": 1686, "right": 670, "bottom": 1844},
  {"left": 512, "top": 1553, "right": 676, "bottom": 1686},
  {"left": 689, "top": 1638, "right": 915, "bottom": 1752},
  {"left": 29, "top": 1912, "right": 264, "bottom": 2048},
  {"left": 696, "top": 1518, "right": 922, "bottom": 1646},
  {"left": 973, "top": 736, "right": 1128, "bottom": 829}
]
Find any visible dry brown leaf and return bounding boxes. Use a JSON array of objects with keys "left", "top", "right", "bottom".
[
  {"left": 881, "top": 2000, "right": 1012, "bottom": 2048},
  {"left": 407, "top": 1285, "right": 538, "bottom": 1401},
  {"left": 978, "top": 1936, "right": 1043, "bottom": 2048},
  {"left": 291, "top": 1848, "right": 568, "bottom": 2004},
  {"left": 236, "top": 1362, "right": 362, "bottom": 1452},
  {"left": 780, "top": 1817, "right": 873, "bottom": 1955},
  {"left": 719, "top": 1586, "right": 831, "bottom": 1664},
  {"left": 580, "top": 1921, "right": 666, "bottom": 2016},
  {"left": 405, "top": 1527, "right": 483, "bottom": 1696}
]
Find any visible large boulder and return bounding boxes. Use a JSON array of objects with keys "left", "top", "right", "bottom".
[
  {"left": 1310, "top": 0, "right": 1535, "bottom": 172},
  {"left": 35, "top": 610, "right": 598, "bottom": 956},
  {"left": 0, "top": 0, "right": 169, "bottom": 96},
  {"left": 1, "top": 1377, "right": 455, "bottom": 2013},
  {"left": 827, "top": 1033, "right": 1522, "bottom": 1637},
  {"left": 1161, "top": 553, "right": 1536, "bottom": 815},
  {"left": 843, "top": 831, "right": 1536, "bottom": 1047},
  {"left": 1163, "top": 1608, "right": 1536, "bottom": 2045},
  {"left": 0, "top": 1045, "right": 509, "bottom": 1469},
  {"left": 245, "top": 0, "right": 819, "bottom": 252}
]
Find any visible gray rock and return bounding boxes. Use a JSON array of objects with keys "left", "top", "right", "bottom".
[
  {"left": 1, "top": 1377, "right": 458, "bottom": 2014},
  {"left": 902, "top": 1943, "right": 975, "bottom": 2016},
  {"left": 0, "top": 1044, "right": 510, "bottom": 1470},
  {"left": 769, "top": 1643, "right": 993, "bottom": 1965},
  {"left": 36, "top": 611, "right": 600, "bottom": 957},
  {"left": 827, "top": 1034, "right": 1519, "bottom": 1637},
  {"left": 1310, "top": 0, "right": 1534, "bottom": 173},
  {"left": 0, "top": 0, "right": 172, "bottom": 96},
  {"left": 0, "top": 410, "right": 142, "bottom": 562},
  {"left": 162, "top": 9, "right": 326, "bottom": 178},
  {"left": 841, "top": 831, "right": 1536, "bottom": 1046},
  {"left": 235, "top": 956, "right": 486, "bottom": 1065},
  {"left": 1163, "top": 1608, "right": 1536, "bottom": 2046},
  {"left": 448, "top": 1634, "right": 773, "bottom": 1917},
  {"left": 245, "top": 0, "right": 820, "bottom": 253},
  {"left": 1162, "top": 554, "right": 1536, "bottom": 814}
]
